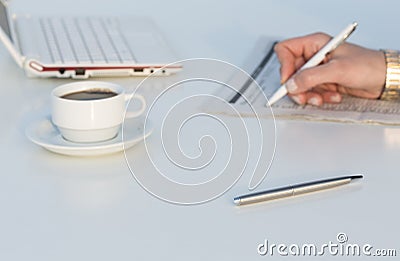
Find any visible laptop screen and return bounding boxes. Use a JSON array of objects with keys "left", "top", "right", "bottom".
[{"left": 0, "top": 1, "right": 12, "bottom": 42}]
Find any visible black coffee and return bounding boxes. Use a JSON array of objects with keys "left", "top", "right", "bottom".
[{"left": 61, "top": 89, "right": 118, "bottom": 101}]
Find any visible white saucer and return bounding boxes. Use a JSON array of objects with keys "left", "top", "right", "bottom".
[{"left": 26, "top": 116, "right": 153, "bottom": 156}]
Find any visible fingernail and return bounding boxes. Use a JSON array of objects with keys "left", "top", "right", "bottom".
[
  {"left": 286, "top": 78, "right": 298, "bottom": 93},
  {"left": 308, "top": 97, "right": 320, "bottom": 106},
  {"left": 291, "top": 96, "right": 302, "bottom": 104},
  {"left": 330, "top": 94, "right": 341, "bottom": 103}
]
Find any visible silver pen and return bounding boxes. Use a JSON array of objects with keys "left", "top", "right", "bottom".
[
  {"left": 233, "top": 174, "right": 363, "bottom": 206},
  {"left": 267, "top": 22, "right": 358, "bottom": 106}
]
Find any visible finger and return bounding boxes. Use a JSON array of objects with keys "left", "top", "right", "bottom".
[
  {"left": 313, "top": 83, "right": 338, "bottom": 93},
  {"left": 278, "top": 33, "right": 332, "bottom": 58},
  {"left": 287, "top": 60, "right": 341, "bottom": 94},
  {"left": 309, "top": 85, "right": 342, "bottom": 103},
  {"left": 289, "top": 93, "right": 307, "bottom": 105},
  {"left": 321, "top": 92, "right": 342, "bottom": 103},
  {"left": 305, "top": 92, "right": 323, "bottom": 106},
  {"left": 275, "top": 33, "right": 331, "bottom": 83},
  {"left": 274, "top": 43, "right": 298, "bottom": 83}
]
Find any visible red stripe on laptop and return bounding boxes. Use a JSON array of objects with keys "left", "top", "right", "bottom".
[{"left": 28, "top": 61, "right": 182, "bottom": 72}]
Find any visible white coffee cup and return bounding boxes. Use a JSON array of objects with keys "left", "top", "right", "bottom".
[{"left": 51, "top": 81, "right": 146, "bottom": 143}]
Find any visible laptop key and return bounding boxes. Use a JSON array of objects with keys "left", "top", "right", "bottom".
[
  {"left": 75, "top": 17, "right": 107, "bottom": 64},
  {"left": 104, "top": 17, "right": 136, "bottom": 63},
  {"left": 63, "top": 17, "right": 91, "bottom": 64},
  {"left": 89, "top": 17, "right": 121, "bottom": 63},
  {"left": 49, "top": 17, "right": 77, "bottom": 63},
  {"left": 39, "top": 18, "right": 63, "bottom": 64}
]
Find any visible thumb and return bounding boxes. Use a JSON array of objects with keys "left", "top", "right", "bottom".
[{"left": 286, "top": 61, "right": 340, "bottom": 94}]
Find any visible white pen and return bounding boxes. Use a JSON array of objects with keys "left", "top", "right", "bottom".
[{"left": 267, "top": 22, "right": 358, "bottom": 106}]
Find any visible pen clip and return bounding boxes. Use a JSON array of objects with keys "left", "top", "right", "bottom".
[
  {"left": 342, "top": 23, "right": 357, "bottom": 41},
  {"left": 328, "top": 23, "right": 358, "bottom": 52}
]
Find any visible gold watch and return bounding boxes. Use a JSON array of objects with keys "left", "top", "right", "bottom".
[{"left": 381, "top": 49, "right": 400, "bottom": 101}]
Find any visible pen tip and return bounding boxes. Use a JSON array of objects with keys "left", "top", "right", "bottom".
[
  {"left": 233, "top": 198, "right": 241, "bottom": 206},
  {"left": 267, "top": 84, "right": 288, "bottom": 106},
  {"left": 351, "top": 174, "right": 363, "bottom": 180}
]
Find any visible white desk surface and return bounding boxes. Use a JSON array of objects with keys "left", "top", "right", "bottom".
[{"left": 1, "top": 0, "right": 399, "bottom": 260}]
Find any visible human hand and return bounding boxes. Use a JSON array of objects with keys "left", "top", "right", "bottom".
[{"left": 274, "top": 32, "right": 386, "bottom": 106}]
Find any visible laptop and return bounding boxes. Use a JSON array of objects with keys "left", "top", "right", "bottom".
[{"left": 0, "top": 0, "right": 181, "bottom": 78}]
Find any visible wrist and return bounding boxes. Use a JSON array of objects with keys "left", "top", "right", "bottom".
[{"left": 380, "top": 49, "right": 400, "bottom": 101}]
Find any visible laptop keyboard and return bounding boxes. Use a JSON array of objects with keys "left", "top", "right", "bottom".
[{"left": 39, "top": 17, "right": 136, "bottom": 64}]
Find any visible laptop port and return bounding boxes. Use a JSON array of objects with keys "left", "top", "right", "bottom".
[
  {"left": 59, "top": 68, "right": 66, "bottom": 74},
  {"left": 134, "top": 68, "right": 144, "bottom": 72},
  {"left": 75, "top": 68, "right": 86, "bottom": 76}
]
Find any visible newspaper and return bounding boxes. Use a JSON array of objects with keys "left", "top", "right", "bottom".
[{"left": 205, "top": 38, "right": 400, "bottom": 125}]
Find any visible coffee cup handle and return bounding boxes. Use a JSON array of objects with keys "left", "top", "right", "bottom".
[{"left": 124, "top": 94, "right": 146, "bottom": 118}]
